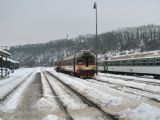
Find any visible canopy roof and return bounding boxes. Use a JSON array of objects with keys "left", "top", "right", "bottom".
[{"left": 0, "top": 49, "right": 11, "bottom": 57}]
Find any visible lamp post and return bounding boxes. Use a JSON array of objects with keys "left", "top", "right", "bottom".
[{"left": 93, "top": 2, "right": 98, "bottom": 75}]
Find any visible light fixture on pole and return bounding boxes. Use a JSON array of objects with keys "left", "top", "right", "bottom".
[{"left": 93, "top": 2, "right": 98, "bottom": 75}]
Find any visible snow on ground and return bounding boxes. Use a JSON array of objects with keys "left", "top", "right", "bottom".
[
  {"left": 35, "top": 72, "right": 58, "bottom": 111},
  {"left": 118, "top": 103, "right": 160, "bottom": 120},
  {"left": 46, "top": 74, "right": 87, "bottom": 110},
  {"left": 46, "top": 68, "right": 123, "bottom": 107},
  {"left": 0, "top": 68, "right": 38, "bottom": 111},
  {"left": 76, "top": 116, "right": 104, "bottom": 120},
  {"left": 99, "top": 72, "right": 160, "bottom": 84},
  {"left": 96, "top": 75, "right": 160, "bottom": 100},
  {"left": 0, "top": 68, "right": 34, "bottom": 87},
  {"left": 0, "top": 68, "right": 36, "bottom": 99},
  {"left": 42, "top": 114, "right": 61, "bottom": 120},
  {"left": 35, "top": 98, "right": 58, "bottom": 111}
]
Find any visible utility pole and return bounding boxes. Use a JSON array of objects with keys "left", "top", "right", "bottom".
[{"left": 93, "top": 2, "right": 98, "bottom": 75}]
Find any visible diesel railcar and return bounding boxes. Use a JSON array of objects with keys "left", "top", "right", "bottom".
[
  {"left": 98, "top": 51, "right": 160, "bottom": 79},
  {"left": 54, "top": 50, "right": 96, "bottom": 78}
]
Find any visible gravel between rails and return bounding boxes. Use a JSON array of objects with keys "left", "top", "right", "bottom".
[
  {"left": 46, "top": 70, "right": 120, "bottom": 120},
  {"left": 42, "top": 71, "right": 74, "bottom": 120}
]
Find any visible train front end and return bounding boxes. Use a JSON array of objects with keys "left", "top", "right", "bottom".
[{"left": 75, "top": 51, "right": 96, "bottom": 78}]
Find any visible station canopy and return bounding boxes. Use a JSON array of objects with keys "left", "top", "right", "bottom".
[{"left": 0, "top": 49, "right": 11, "bottom": 57}]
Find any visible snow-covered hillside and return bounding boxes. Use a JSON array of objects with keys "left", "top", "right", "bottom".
[{"left": 10, "top": 24, "right": 160, "bottom": 67}]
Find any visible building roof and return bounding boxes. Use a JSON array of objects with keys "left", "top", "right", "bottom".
[{"left": 0, "top": 49, "right": 11, "bottom": 57}]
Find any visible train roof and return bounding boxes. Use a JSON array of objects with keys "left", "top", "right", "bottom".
[
  {"left": 62, "top": 50, "right": 95, "bottom": 61},
  {"left": 108, "top": 50, "right": 160, "bottom": 61}
]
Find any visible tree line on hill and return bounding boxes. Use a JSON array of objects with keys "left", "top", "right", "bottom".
[{"left": 10, "top": 24, "right": 160, "bottom": 67}]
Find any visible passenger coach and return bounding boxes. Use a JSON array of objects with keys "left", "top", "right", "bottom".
[{"left": 98, "top": 51, "right": 160, "bottom": 79}]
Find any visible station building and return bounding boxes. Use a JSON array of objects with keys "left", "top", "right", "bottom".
[{"left": 0, "top": 49, "right": 11, "bottom": 78}]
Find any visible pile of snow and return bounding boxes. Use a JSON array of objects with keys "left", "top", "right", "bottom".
[
  {"left": 47, "top": 69, "right": 123, "bottom": 107},
  {"left": 35, "top": 98, "right": 58, "bottom": 111},
  {"left": 42, "top": 115, "right": 61, "bottom": 120},
  {"left": 118, "top": 103, "right": 160, "bottom": 120},
  {"left": 76, "top": 116, "right": 103, "bottom": 120}
]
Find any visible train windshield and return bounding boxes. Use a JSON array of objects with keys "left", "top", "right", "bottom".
[
  {"left": 88, "top": 57, "right": 95, "bottom": 64},
  {"left": 76, "top": 56, "right": 95, "bottom": 65},
  {"left": 77, "top": 59, "right": 83, "bottom": 64}
]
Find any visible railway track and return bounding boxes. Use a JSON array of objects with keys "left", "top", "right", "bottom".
[
  {"left": 46, "top": 70, "right": 120, "bottom": 120},
  {"left": 0, "top": 72, "right": 30, "bottom": 88},
  {"left": 85, "top": 78, "right": 160, "bottom": 102},
  {"left": 0, "top": 71, "right": 34, "bottom": 102},
  {"left": 42, "top": 71, "right": 74, "bottom": 120},
  {"left": 100, "top": 74, "right": 160, "bottom": 86}
]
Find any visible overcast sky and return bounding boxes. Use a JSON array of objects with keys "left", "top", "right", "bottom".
[{"left": 0, "top": 0, "right": 160, "bottom": 46}]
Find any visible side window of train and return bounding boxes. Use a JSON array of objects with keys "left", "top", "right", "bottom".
[
  {"left": 132, "top": 60, "right": 136, "bottom": 66},
  {"left": 148, "top": 58, "right": 154, "bottom": 66},
  {"left": 155, "top": 58, "right": 160, "bottom": 65},
  {"left": 142, "top": 59, "right": 147, "bottom": 66},
  {"left": 136, "top": 59, "right": 141, "bottom": 66}
]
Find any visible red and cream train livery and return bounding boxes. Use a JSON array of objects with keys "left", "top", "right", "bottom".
[{"left": 54, "top": 50, "right": 96, "bottom": 78}]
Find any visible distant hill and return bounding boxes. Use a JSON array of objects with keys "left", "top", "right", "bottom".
[{"left": 10, "top": 24, "right": 160, "bottom": 67}]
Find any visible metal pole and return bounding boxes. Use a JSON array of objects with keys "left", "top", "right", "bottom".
[
  {"left": 1, "top": 55, "right": 3, "bottom": 77},
  {"left": 5, "top": 57, "right": 7, "bottom": 77},
  {"left": 94, "top": 2, "right": 98, "bottom": 75}
]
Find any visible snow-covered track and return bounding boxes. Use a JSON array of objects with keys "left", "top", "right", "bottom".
[
  {"left": 88, "top": 78, "right": 160, "bottom": 102},
  {"left": 0, "top": 72, "right": 33, "bottom": 102},
  {"left": 100, "top": 74, "right": 160, "bottom": 86},
  {"left": 46, "top": 71, "right": 120, "bottom": 120},
  {"left": 42, "top": 71, "right": 74, "bottom": 120},
  {"left": 0, "top": 72, "right": 30, "bottom": 88}
]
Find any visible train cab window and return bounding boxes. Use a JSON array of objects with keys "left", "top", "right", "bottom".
[
  {"left": 77, "top": 59, "right": 83, "bottom": 64},
  {"left": 88, "top": 57, "right": 95, "bottom": 64}
]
